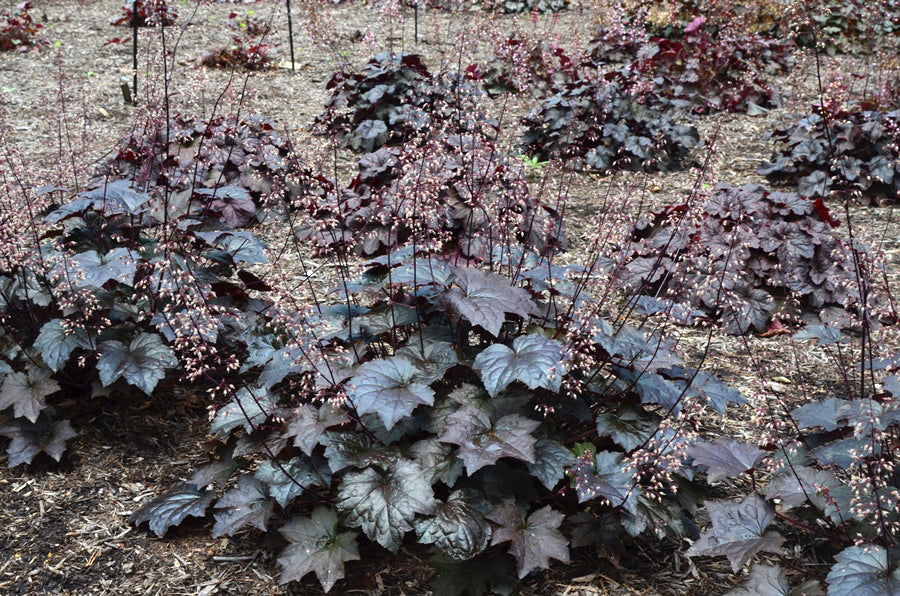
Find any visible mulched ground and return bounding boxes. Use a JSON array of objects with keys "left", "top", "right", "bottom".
[{"left": 0, "top": 0, "right": 897, "bottom": 594}]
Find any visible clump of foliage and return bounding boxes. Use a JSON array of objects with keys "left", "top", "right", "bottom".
[
  {"left": 469, "top": 36, "right": 589, "bottom": 98},
  {"left": 793, "top": 0, "right": 900, "bottom": 54},
  {"left": 296, "top": 131, "right": 566, "bottom": 258},
  {"left": 620, "top": 183, "right": 872, "bottom": 334},
  {"left": 111, "top": 0, "right": 178, "bottom": 27},
  {"left": 630, "top": 16, "right": 794, "bottom": 113},
  {"left": 96, "top": 113, "right": 329, "bottom": 227},
  {"left": 481, "top": 0, "right": 568, "bottom": 14},
  {"left": 200, "top": 10, "right": 275, "bottom": 71},
  {"left": 759, "top": 97, "right": 900, "bottom": 204},
  {"left": 684, "top": 329, "right": 900, "bottom": 594},
  {"left": 313, "top": 53, "right": 482, "bottom": 153},
  {"left": 0, "top": 178, "right": 273, "bottom": 467},
  {"left": 520, "top": 78, "right": 700, "bottom": 172},
  {"left": 130, "top": 241, "right": 748, "bottom": 592},
  {"left": 0, "top": 1, "right": 44, "bottom": 52}
]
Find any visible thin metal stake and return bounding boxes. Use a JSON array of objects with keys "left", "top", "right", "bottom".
[
  {"left": 286, "top": 0, "right": 295, "bottom": 72},
  {"left": 414, "top": 1, "right": 418, "bottom": 44},
  {"left": 132, "top": 0, "right": 138, "bottom": 105}
]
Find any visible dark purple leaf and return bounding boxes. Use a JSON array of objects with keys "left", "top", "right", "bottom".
[
  {"left": 415, "top": 490, "right": 492, "bottom": 560},
  {"left": 762, "top": 466, "right": 840, "bottom": 511},
  {"left": 595, "top": 404, "right": 661, "bottom": 452},
  {"left": 826, "top": 545, "right": 900, "bottom": 596},
  {"left": 347, "top": 356, "right": 435, "bottom": 430},
  {"left": 283, "top": 403, "right": 348, "bottom": 456},
  {"left": 212, "top": 475, "right": 275, "bottom": 537},
  {"left": 473, "top": 335, "right": 567, "bottom": 397},
  {"left": 688, "top": 439, "right": 766, "bottom": 482},
  {"left": 210, "top": 386, "right": 277, "bottom": 438},
  {"left": 570, "top": 450, "right": 640, "bottom": 515},
  {"left": 255, "top": 455, "right": 332, "bottom": 508},
  {"left": 790, "top": 398, "right": 848, "bottom": 431},
  {"left": 488, "top": 504, "right": 569, "bottom": 578},
  {"left": 686, "top": 493, "right": 785, "bottom": 572},
  {"left": 0, "top": 417, "right": 78, "bottom": 467},
  {"left": 97, "top": 332, "right": 177, "bottom": 395},
  {"left": 444, "top": 267, "right": 537, "bottom": 337},
  {"left": 337, "top": 458, "right": 437, "bottom": 551},
  {"left": 131, "top": 483, "right": 214, "bottom": 537},
  {"left": 0, "top": 367, "right": 59, "bottom": 423},
  {"left": 71, "top": 247, "right": 138, "bottom": 288},
  {"left": 278, "top": 507, "right": 360, "bottom": 592},
  {"left": 33, "top": 319, "right": 93, "bottom": 373},
  {"left": 526, "top": 438, "right": 575, "bottom": 490},
  {"left": 438, "top": 405, "right": 539, "bottom": 474}
]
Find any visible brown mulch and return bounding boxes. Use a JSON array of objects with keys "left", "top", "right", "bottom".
[{"left": 1, "top": 0, "right": 898, "bottom": 594}]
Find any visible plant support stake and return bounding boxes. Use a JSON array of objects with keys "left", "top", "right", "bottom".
[
  {"left": 132, "top": 0, "right": 138, "bottom": 105},
  {"left": 414, "top": 0, "right": 418, "bottom": 44},
  {"left": 286, "top": 0, "right": 295, "bottom": 72}
]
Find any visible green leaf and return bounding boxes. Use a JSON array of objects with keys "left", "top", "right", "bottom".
[
  {"left": 347, "top": 356, "right": 435, "bottom": 430},
  {"left": 415, "top": 490, "right": 492, "bottom": 559},
  {"left": 439, "top": 405, "right": 539, "bottom": 474},
  {"left": 337, "top": 458, "right": 436, "bottom": 551},
  {"left": 212, "top": 475, "right": 275, "bottom": 537},
  {"left": 474, "top": 335, "right": 567, "bottom": 397},
  {"left": 0, "top": 366, "right": 59, "bottom": 423},
  {"left": 97, "top": 333, "right": 177, "bottom": 394},
  {"left": 444, "top": 267, "right": 537, "bottom": 337},
  {"left": 278, "top": 507, "right": 360, "bottom": 592},
  {"left": 488, "top": 504, "right": 569, "bottom": 578},
  {"left": 33, "top": 319, "right": 92, "bottom": 372},
  {"left": 686, "top": 493, "right": 785, "bottom": 572},
  {"left": 130, "top": 482, "right": 214, "bottom": 537},
  {"left": 826, "top": 545, "right": 900, "bottom": 596}
]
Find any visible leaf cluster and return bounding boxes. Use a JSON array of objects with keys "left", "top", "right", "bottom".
[
  {"left": 296, "top": 131, "right": 566, "bottom": 259},
  {"left": 685, "top": 340, "right": 900, "bottom": 593},
  {"left": 794, "top": 0, "right": 900, "bottom": 54},
  {"left": 626, "top": 18, "right": 794, "bottom": 113},
  {"left": 520, "top": 78, "right": 700, "bottom": 172},
  {"left": 620, "top": 183, "right": 868, "bottom": 334},
  {"left": 0, "top": 111, "right": 288, "bottom": 464},
  {"left": 312, "top": 53, "right": 481, "bottom": 153},
  {"left": 0, "top": 1, "right": 44, "bottom": 52},
  {"left": 96, "top": 113, "right": 329, "bottom": 227},
  {"left": 200, "top": 11, "right": 275, "bottom": 71},
  {"left": 759, "top": 102, "right": 900, "bottom": 204},
  {"left": 111, "top": 0, "right": 178, "bottom": 28},
  {"left": 481, "top": 0, "right": 568, "bottom": 14},
  {"left": 131, "top": 244, "right": 747, "bottom": 592}
]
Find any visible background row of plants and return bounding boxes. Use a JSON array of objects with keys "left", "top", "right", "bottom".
[{"left": 0, "top": 0, "right": 898, "bottom": 594}]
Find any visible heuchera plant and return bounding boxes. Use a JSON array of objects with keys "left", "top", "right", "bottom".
[
  {"left": 200, "top": 11, "right": 276, "bottom": 71},
  {"left": 313, "top": 53, "right": 482, "bottom": 153},
  {"left": 0, "top": 1, "right": 44, "bottom": 52},
  {"left": 0, "top": 177, "right": 273, "bottom": 466},
  {"left": 520, "top": 78, "right": 700, "bottom": 172},
  {"left": 111, "top": 0, "right": 178, "bottom": 28},
  {"left": 96, "top": 114, "right": 330, "bottom": 226},
  {"left": 620, "top": 183, "right": 873, "bottom": 334},
  {"left": 295, "top": 131, "right": 566, "bottom": 259},
  {"left": 684, "top": 327, "right": 900, "bottom": 594},
  {"left": 629, "top": 16, "right": 795, "bottom": 113},
  {"left": 759, "top": 98, "right": 900, "bottom": 204},
  {"left": 130, "top": 240, "right": 748, "bottom": 592}
]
